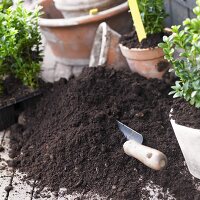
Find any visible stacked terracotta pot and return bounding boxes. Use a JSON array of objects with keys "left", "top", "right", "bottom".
[{"left": 54, "top": 0, "right": 124, "bottom": 18}]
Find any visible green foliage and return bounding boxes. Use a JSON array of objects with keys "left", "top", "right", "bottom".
[
  {"left": 0, "top": 0, "right": 13, "bottom": 12},
  {"left": 159, "top": 0, "right": 200, "bottom": 108},
  {"left": 137, "top": 0, "right": 168, "bottom": 35},
  {"left": 0, "top": 1, "right": 42, "bottom": 93}
]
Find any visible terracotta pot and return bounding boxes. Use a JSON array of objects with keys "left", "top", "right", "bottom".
[
  {"left": 89, "top": 22, "right": 128, "bottom": 70},
  {"left": 39, "top": 1, "right": 131, "bottom": 66},
  {"left": 54, "top": 0, "right": 124, "bottom": 18},
  {"left": 170, "top": 114, "right": 200, "bottom": 179},
  {"left": 119, "top": 44, "right": 168, "bottom": 79}
]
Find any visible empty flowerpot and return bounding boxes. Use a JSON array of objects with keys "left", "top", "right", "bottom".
[{"left": 89, "top": 22, "right": 128, "bottom": 70}]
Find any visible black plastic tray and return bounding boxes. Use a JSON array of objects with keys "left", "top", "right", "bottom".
[{"left": 0, "top": 90, "right": 42, "bottom": 131}]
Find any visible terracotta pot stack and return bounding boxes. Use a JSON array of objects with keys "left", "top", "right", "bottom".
[
  {"left": 54, "top": 0, "right": 124, "bottom": 18},
  {"left": 39, "top": 0, "right": 130, "bottom": 66}
]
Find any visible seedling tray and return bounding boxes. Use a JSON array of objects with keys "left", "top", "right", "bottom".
[{"left": 0, "top": 90, "right": 42, "bottom": 131}]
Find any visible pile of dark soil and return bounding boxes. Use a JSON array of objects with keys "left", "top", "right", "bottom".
[
  {"left": 120, "top": 29, "right": 170, "bottom": 49},
  {"left": 9, "top": 67, "right": 200, "bottom": 199},
  {"left": 172, "top": 98, "right": 200, "bottom": 129}
]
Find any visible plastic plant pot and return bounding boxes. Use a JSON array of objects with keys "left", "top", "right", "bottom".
[
  {"left": 0, "top": 90, "right": 42, "bottom": 131},
  {"left": 170, "top": 118, "right": 200, "bottom": 179}
]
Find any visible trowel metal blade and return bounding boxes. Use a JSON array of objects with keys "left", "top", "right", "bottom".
[{"left": 117, "top": 120, "right": 143, "bottom": 144}]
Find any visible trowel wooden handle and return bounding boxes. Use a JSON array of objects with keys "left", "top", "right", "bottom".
[{"left": 123, "top": 140, "right": 167, "bottom": 170}]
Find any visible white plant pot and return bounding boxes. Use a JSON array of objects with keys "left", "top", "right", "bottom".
[{"left": 170, "top": 118, "right": 200, "bottom": 179}]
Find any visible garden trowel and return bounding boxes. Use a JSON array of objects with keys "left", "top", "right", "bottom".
[{"left": 117, "top": 121, "right": 167, "bottom": 170}]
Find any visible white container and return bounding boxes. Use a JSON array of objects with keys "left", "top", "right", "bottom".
[{"left": 170, "top": 118, "right": 200, "bottom": 179}]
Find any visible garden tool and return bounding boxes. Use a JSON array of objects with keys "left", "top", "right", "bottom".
[{"left": 117, "top": 121, "right": 167, "bottom": 170}]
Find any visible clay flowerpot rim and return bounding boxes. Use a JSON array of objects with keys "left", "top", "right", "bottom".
[
  {"left": 39, "top": 2, "right": 128, "bottom": 27},
  {"left": 119, "top": 43, "right": 165, "bottom": 61},
  {"left": 119, "top": 43, "right": 162, "bottom": 52},
  {"left": 55, "top": 0, "right": 117, "bottom": 10}
]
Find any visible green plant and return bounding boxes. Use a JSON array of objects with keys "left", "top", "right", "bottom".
[
  {"left": 159, "top": 0, "right": 200, "bottom": 108},
  {"left": 0, "top": 0, "right": 13, "bottom": 12},
  {"left": 137, "top": 0, "right": 168, "bottom": 35},
  {"left": 0, "top": 1, "right": 42, "bottom": 93}
]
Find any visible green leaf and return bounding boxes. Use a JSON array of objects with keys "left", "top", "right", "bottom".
[
  {"left": 163, "top": 36, "right": 169, "bottom": 42},
  {"left": 169, "top": 91, "right": 176, "bottom": 95},
  {"left": 191, "top": 91, "right": 197, "bottom": 98},
  {"left": 173, "top": 92, "right": 181, "bottom": 98},
  {"left": 135, "top": 0, "right": 167, "bottom": 35},
  {"left": 160, "top": 0, "right": 200, "bottom": 108}
]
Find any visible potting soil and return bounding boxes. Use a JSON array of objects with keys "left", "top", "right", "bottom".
[
  {"left": 172, "top": 98, "right": 200, "bottom": 129},
  {"left": 120, "top": 29, "right": 169, "bottom": 49},
  {"left": 9, "top": 67, "right": 200, "bottom": 199}
]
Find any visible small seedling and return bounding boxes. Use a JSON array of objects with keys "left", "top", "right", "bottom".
[
  {"left": 128, "top": 0, "right": 167, "bottom": 42},
  {"left": 159, "top": 0, "right": 200, "bottom": 108},
  {"left": 138, "top": 0, "right": 167, "bottom": 35}
]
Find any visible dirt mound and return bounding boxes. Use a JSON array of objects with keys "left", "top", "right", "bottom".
[{"left": 9, "top": 67, "right": 200, "bottom": 199}]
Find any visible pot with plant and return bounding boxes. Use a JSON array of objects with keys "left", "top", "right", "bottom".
[
  {"left": 159, "top": 0, "right": 200, "bottom": 179},
  {"left": 0, "top": 1, "right": 43, "bottom": 130},
  {"left": 119, "top": 0, "right": 169, "bottom": 79}
]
